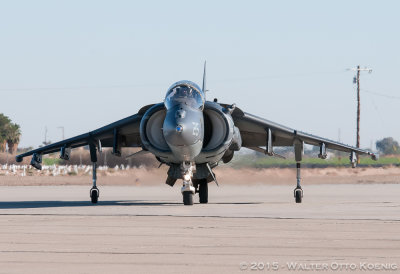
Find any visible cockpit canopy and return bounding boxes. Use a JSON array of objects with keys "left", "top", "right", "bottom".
[{"left": 164, "top": 81, "right": 205, "bottom": 110}]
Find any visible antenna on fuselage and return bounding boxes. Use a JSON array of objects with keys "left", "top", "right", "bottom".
[{"left": 202, "top": 61, "right": 208, "bottom": 92}]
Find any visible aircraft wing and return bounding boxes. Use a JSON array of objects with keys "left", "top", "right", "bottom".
[
  {"left": 230, "top": 106, "right": 377, "bottom": 160},
  {"left": 16, "top": 104, "right": 155, "bottom": 164}
]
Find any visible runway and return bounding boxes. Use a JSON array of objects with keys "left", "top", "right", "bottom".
[{"left": 0, "top": 184, "right": 399, "bottom": 273}]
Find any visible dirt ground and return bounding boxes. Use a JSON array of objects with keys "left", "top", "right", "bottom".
[{"left": 1, "top": 166, "right": 399, "bottom": 186}]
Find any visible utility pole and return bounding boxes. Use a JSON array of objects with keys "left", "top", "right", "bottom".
[
  {"left": 338, "top": 128, "right": 342, "bottom": 161},
  {"left": 350, "top": 66, "right": 372, "bottom": 149},
  {"left": 356, "top": 66, "right": 361, "bottom": 149}
]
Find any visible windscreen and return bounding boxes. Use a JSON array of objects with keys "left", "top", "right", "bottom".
[{"left": 165, "top": 84, "right": 204, "bottom": 110}]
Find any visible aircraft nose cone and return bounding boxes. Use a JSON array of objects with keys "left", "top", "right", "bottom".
[{"left": 163, "top": 105, "right": 203, "bottom": 147}]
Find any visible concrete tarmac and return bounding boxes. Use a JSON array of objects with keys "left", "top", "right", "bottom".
[{"left": 0, "top": 184, "right": 399, "bottom": 273}]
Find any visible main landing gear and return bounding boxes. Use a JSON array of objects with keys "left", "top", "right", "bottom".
[
  {"left": 90, "top": 162, "right": 100, "bottom": 204},
  {"left": 198, "top": 180, "right": 208, "bottom": 204},
  {"left": 192, "top": 179, "right": 208, "bottom": 204}
]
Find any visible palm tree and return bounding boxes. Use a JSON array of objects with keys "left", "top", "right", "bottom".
[
  {"left": 0, "top": 114, "right": 11, "bottom": 152},
  {"left": 6, "top": 123, "right": 21, "bottom": 154}
]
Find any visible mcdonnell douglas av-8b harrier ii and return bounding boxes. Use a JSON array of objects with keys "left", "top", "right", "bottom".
[{"left": 16, "top": 64, "right": 377, "bottom": 205}]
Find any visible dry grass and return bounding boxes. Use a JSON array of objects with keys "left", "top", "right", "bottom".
[{"left": 0, "top": 152, "right": 30, "bottom": 165}]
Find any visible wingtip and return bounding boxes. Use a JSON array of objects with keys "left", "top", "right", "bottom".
[{"left": 371, "top": 153, "right": 379, "bottom": 161}]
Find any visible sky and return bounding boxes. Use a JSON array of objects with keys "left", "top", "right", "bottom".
[{"left": 0, "top": 0, "right": 399, "bottom": 150}]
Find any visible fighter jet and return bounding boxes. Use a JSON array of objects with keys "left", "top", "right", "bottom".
[{"left": 16, "top": 63, "right": 377, "bottom": 205}]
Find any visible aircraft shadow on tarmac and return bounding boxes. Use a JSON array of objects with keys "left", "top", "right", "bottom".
[{"left": 0, "top": 201, "right": 261, "bottom": 209}]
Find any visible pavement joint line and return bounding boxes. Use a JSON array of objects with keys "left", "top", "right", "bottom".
[
  {"left": 0, "top": 213, "right": 399, "bottom": 222},
  {"left": 0, "top": 251, "right": 398, "bottom": 260}
]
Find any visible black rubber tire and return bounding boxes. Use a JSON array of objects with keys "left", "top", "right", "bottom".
[
  {"left": 295, "top": 189, "right": 302, "bottom": 203},
  {"left": 91, "top": 189, "right": 99, "bottom": 204},
  {"left": 199, "top": 181, "right": 208, "bottom": 204},
  {"left": 183, "top": 191, "right": 194, "bottom": 205}
]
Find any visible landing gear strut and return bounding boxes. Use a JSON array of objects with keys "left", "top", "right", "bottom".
[
  {"left": 181, "top": 163, "right": 195, "bottom": 206},
  {"left": 90, "top": 162, "right": 99, "bottom": 204},
  {"left": 294, "top": 163, "right": 303, "bottom": 203}
]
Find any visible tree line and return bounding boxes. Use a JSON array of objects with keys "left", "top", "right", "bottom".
[
  {"left": 0, "top": 113, "right": 21, "bottom": 154},
  {"left": 376, "top": 137, "right": 400, "bottom": 155}
]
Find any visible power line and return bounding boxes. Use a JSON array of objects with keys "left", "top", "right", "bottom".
[
  {"left": 0, "top": 70, "right": 348, "bottom": 92},
  {"left": 209, "top": 70, "right": 347, "bottom": 83},
  {"left": 361, "top": 89, "right": 400, "bottom": 100},
  {"left": 0, "top": 83, "right": 166, "bottom": 92}
]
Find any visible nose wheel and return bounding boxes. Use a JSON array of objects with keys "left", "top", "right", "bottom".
[
  {"left": 182, "top": 191, "right": 194, "bottom": 205},
  {"left": 182, "top": 181, "right": 195, "bottom": 206},
  {"left": 180, "top": 162, "right": 196, "bottom": 205}
]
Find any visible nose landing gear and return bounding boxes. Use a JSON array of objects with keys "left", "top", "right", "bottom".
[
  {"left": 182, "top": 189, "right": 194, "bottom": 205},
  {"left": 182, "top": 181, "right": 195, "bottom": 205},
  {"left": 181, "top": 163, "right": 195, "bottom": 205},
  {"left": 182, "top": 179, "right": 209, "bottom": 205},
  {"left": 179, "top": 163, "right": 210, "bottom": 205}
]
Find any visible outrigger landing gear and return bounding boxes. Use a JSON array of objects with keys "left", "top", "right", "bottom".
[
  {"left": 293, "top": 140, "right": 304, "bottom": 204},
  {"left": 90, "top": 162, "right": 99, "bottom": 204},
  {"left": 294, "top": 163, "right": 303, "bottom": 203}
]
